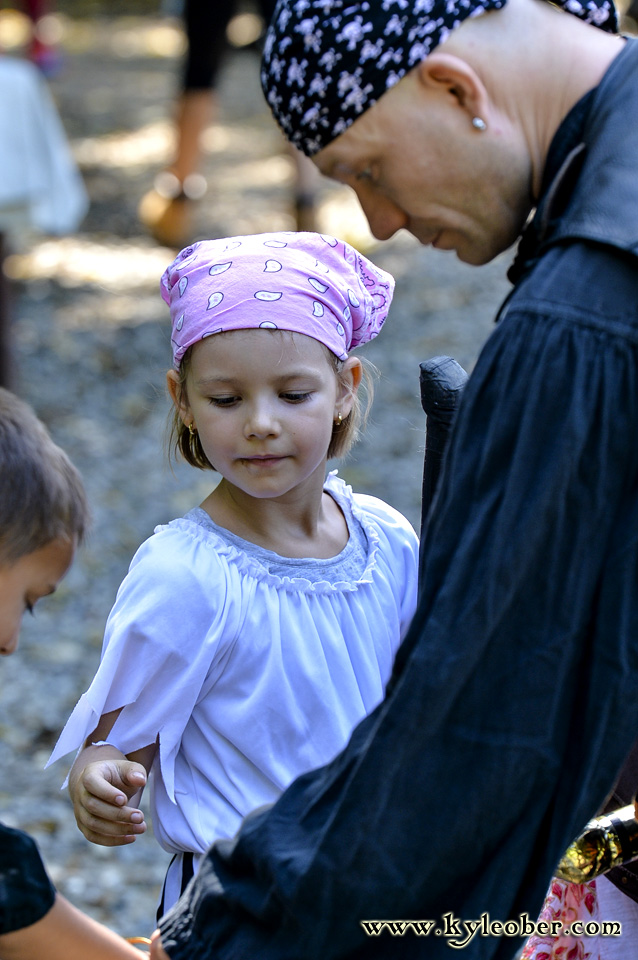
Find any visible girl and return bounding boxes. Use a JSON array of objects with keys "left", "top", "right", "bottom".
[
  {"left": 48, "top": 231, "right": 419, "bottom": 915},
  {"left": 0, "top": 387, "right": 144, "bottom": 960}
]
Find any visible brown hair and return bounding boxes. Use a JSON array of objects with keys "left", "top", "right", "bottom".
[
  {"left": 168, "top": 337, "right": 376, "bottom": 471},
  {"left": 0, "top": 388, "right": 89, "bottom": 563}
]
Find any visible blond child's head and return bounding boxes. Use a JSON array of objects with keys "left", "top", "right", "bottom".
[{"left": 161, "top": 232, "right": 394, "bottom": 473}]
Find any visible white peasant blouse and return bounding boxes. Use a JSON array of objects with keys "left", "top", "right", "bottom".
[{"left": 48, "top": 474, "right": 418, "bottom": 860}]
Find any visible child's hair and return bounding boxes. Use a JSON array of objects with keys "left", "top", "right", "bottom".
[
  {"left": 0, "top": 388, "right": 89, "bottom": 563},
  {"left": 168, "top": 332, "right": 377, "bottom": 471}
]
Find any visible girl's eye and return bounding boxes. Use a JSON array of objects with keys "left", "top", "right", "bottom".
[
  {"left": 208, "top": 396, "right": 239, "bottom": 407},
  {"left": 281, "top": 392, "right": 311, "bottom": 403}
]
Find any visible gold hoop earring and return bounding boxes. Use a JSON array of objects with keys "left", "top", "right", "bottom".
[
  {"left": 188, "top": 422, "right": 197, "bottom": 436},
  {"left": 334, "top": 412, "right": 343, "bottom": 425}
]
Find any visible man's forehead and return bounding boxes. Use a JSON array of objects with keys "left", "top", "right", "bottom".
[
  {"left": 313, "top": 93, "right": 390, "bottom": 177},
  {"left": 313, "top": 122, "right": 367, "bottom": 178}
]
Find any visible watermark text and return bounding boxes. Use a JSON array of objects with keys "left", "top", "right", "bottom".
[{"left": 360, "top": 912, "right": 622, "bottom": 949}]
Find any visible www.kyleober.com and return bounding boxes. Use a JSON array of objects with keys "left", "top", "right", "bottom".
[{"left": 360, "top": 912, "right": 622, "bottom": 949}]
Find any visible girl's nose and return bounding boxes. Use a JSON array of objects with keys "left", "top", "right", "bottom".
[{"left": 244, "top": 402, "right": 280, "bottom": 439}]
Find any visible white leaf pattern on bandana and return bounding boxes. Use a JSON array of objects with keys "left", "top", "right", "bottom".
[{"left": 255, "top": 291, "right": 284, "bottom": 301}]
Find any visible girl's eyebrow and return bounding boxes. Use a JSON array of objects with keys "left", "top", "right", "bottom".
[
  {"left": 195, "top": 369, "right": 324, "bottom": 387},
  {"left": 195, "top": 375, "right": 235, "bottom": 386}
]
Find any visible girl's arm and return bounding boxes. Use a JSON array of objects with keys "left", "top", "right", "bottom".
[
  {"left": 0, "top": 892, "right": 144, "bottom": 960},
  {"left": 68, "top": 709, "right": 156, "bottom": 847}
]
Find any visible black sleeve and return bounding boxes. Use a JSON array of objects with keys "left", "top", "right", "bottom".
[{"left": 0, "top": 822, "right": 56, "bottom": 935}]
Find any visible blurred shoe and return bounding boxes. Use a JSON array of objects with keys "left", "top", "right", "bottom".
[{"left": 138, "top": 172, "right": 206, "bottom": 248}]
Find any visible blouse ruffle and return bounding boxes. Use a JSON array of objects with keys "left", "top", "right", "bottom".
[{"left": 168, "top": 472, "right": 383, "bottom": 595}]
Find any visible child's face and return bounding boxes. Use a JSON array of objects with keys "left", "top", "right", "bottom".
[
  {"left": 169, "top": 329, "right": 359, "bottom": 501},
  {"left": 0, "top": 537, "right": 75, "bottom": 656}
]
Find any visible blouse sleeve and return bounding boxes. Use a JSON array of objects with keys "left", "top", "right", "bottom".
[
  {"left": 0, "top": 823, "right": 55, "bottom": 935},
  {"left": 47, "top": 523, "right": 240, "bottom": 801},
  {"left": 353, "top": 492, "right": 419, "bottom": 637}
]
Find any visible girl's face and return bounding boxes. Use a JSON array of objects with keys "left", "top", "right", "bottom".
[
  {"left": 168, "top": 329, "right": 360, "bottom": 503},
  {"left": 0, "top": 536, "right": 75, "bottom": 656}
]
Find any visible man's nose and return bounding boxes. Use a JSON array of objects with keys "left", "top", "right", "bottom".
[
  {"left": 356, "top": 186, "right": 408, "bottom": 241},
  {"left": 0, "top": 628, "right": 19, "bottom": 656}
]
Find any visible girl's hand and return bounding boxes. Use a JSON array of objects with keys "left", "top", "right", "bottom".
[
  {"left": 150, "top": 929, "right": 172, "bottom": 959},
  {"left": 71, "top": 756, "right": 148, "bottom": 846}
]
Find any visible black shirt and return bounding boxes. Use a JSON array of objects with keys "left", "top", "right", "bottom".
[{"left": 0, "top": 822, "right": 56, "bottom": 934}]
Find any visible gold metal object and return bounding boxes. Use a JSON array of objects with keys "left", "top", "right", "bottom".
[
  {"left": 556, "top": 805, "right": 638, "bottom": 882},
  {"left": 127, "top": 937, "right": 152, "bottom": 953}
]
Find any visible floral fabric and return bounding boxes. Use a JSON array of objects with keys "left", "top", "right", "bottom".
[{"left": 521, "top": 879, "right": 601, "bottom": 960}]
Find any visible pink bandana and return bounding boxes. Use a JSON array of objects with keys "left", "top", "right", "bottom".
[{"left": 160, "top": 231, "right": 395, "bottom": 367}]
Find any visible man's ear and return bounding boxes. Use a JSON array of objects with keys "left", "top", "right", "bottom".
[
  {"left": 415, "top": 52, "right": 489, "bottom": 123},
  {"left": 166, "top": 369, "right": 192, "bottom": 425}
]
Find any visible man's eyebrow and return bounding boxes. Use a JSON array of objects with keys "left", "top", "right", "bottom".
[
  {"left": 323, "top": 159, "right": 354, "bottom": 182},
  {"left": 314, "top": 153, "right": 341, "bottom": 178}
]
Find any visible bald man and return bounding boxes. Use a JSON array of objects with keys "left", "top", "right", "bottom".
[{"left": 152, "top": 1, "right": 638, "bottom": 957}]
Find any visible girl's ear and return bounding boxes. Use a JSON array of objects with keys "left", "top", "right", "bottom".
[
  {"left": 337, "top": 357, "right": 363, "bottom": 419},
  {"left": 166, "top": 369, "right": 192, "bottom": 425}
]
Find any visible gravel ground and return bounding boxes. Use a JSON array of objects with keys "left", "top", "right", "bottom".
[{"left": 0, "top": 9, "right": 512, "bottom": 941}]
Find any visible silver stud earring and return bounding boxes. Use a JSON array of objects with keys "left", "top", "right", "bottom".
[{"left": 472, "top": 116, "right": 487, "bottom": 132}]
